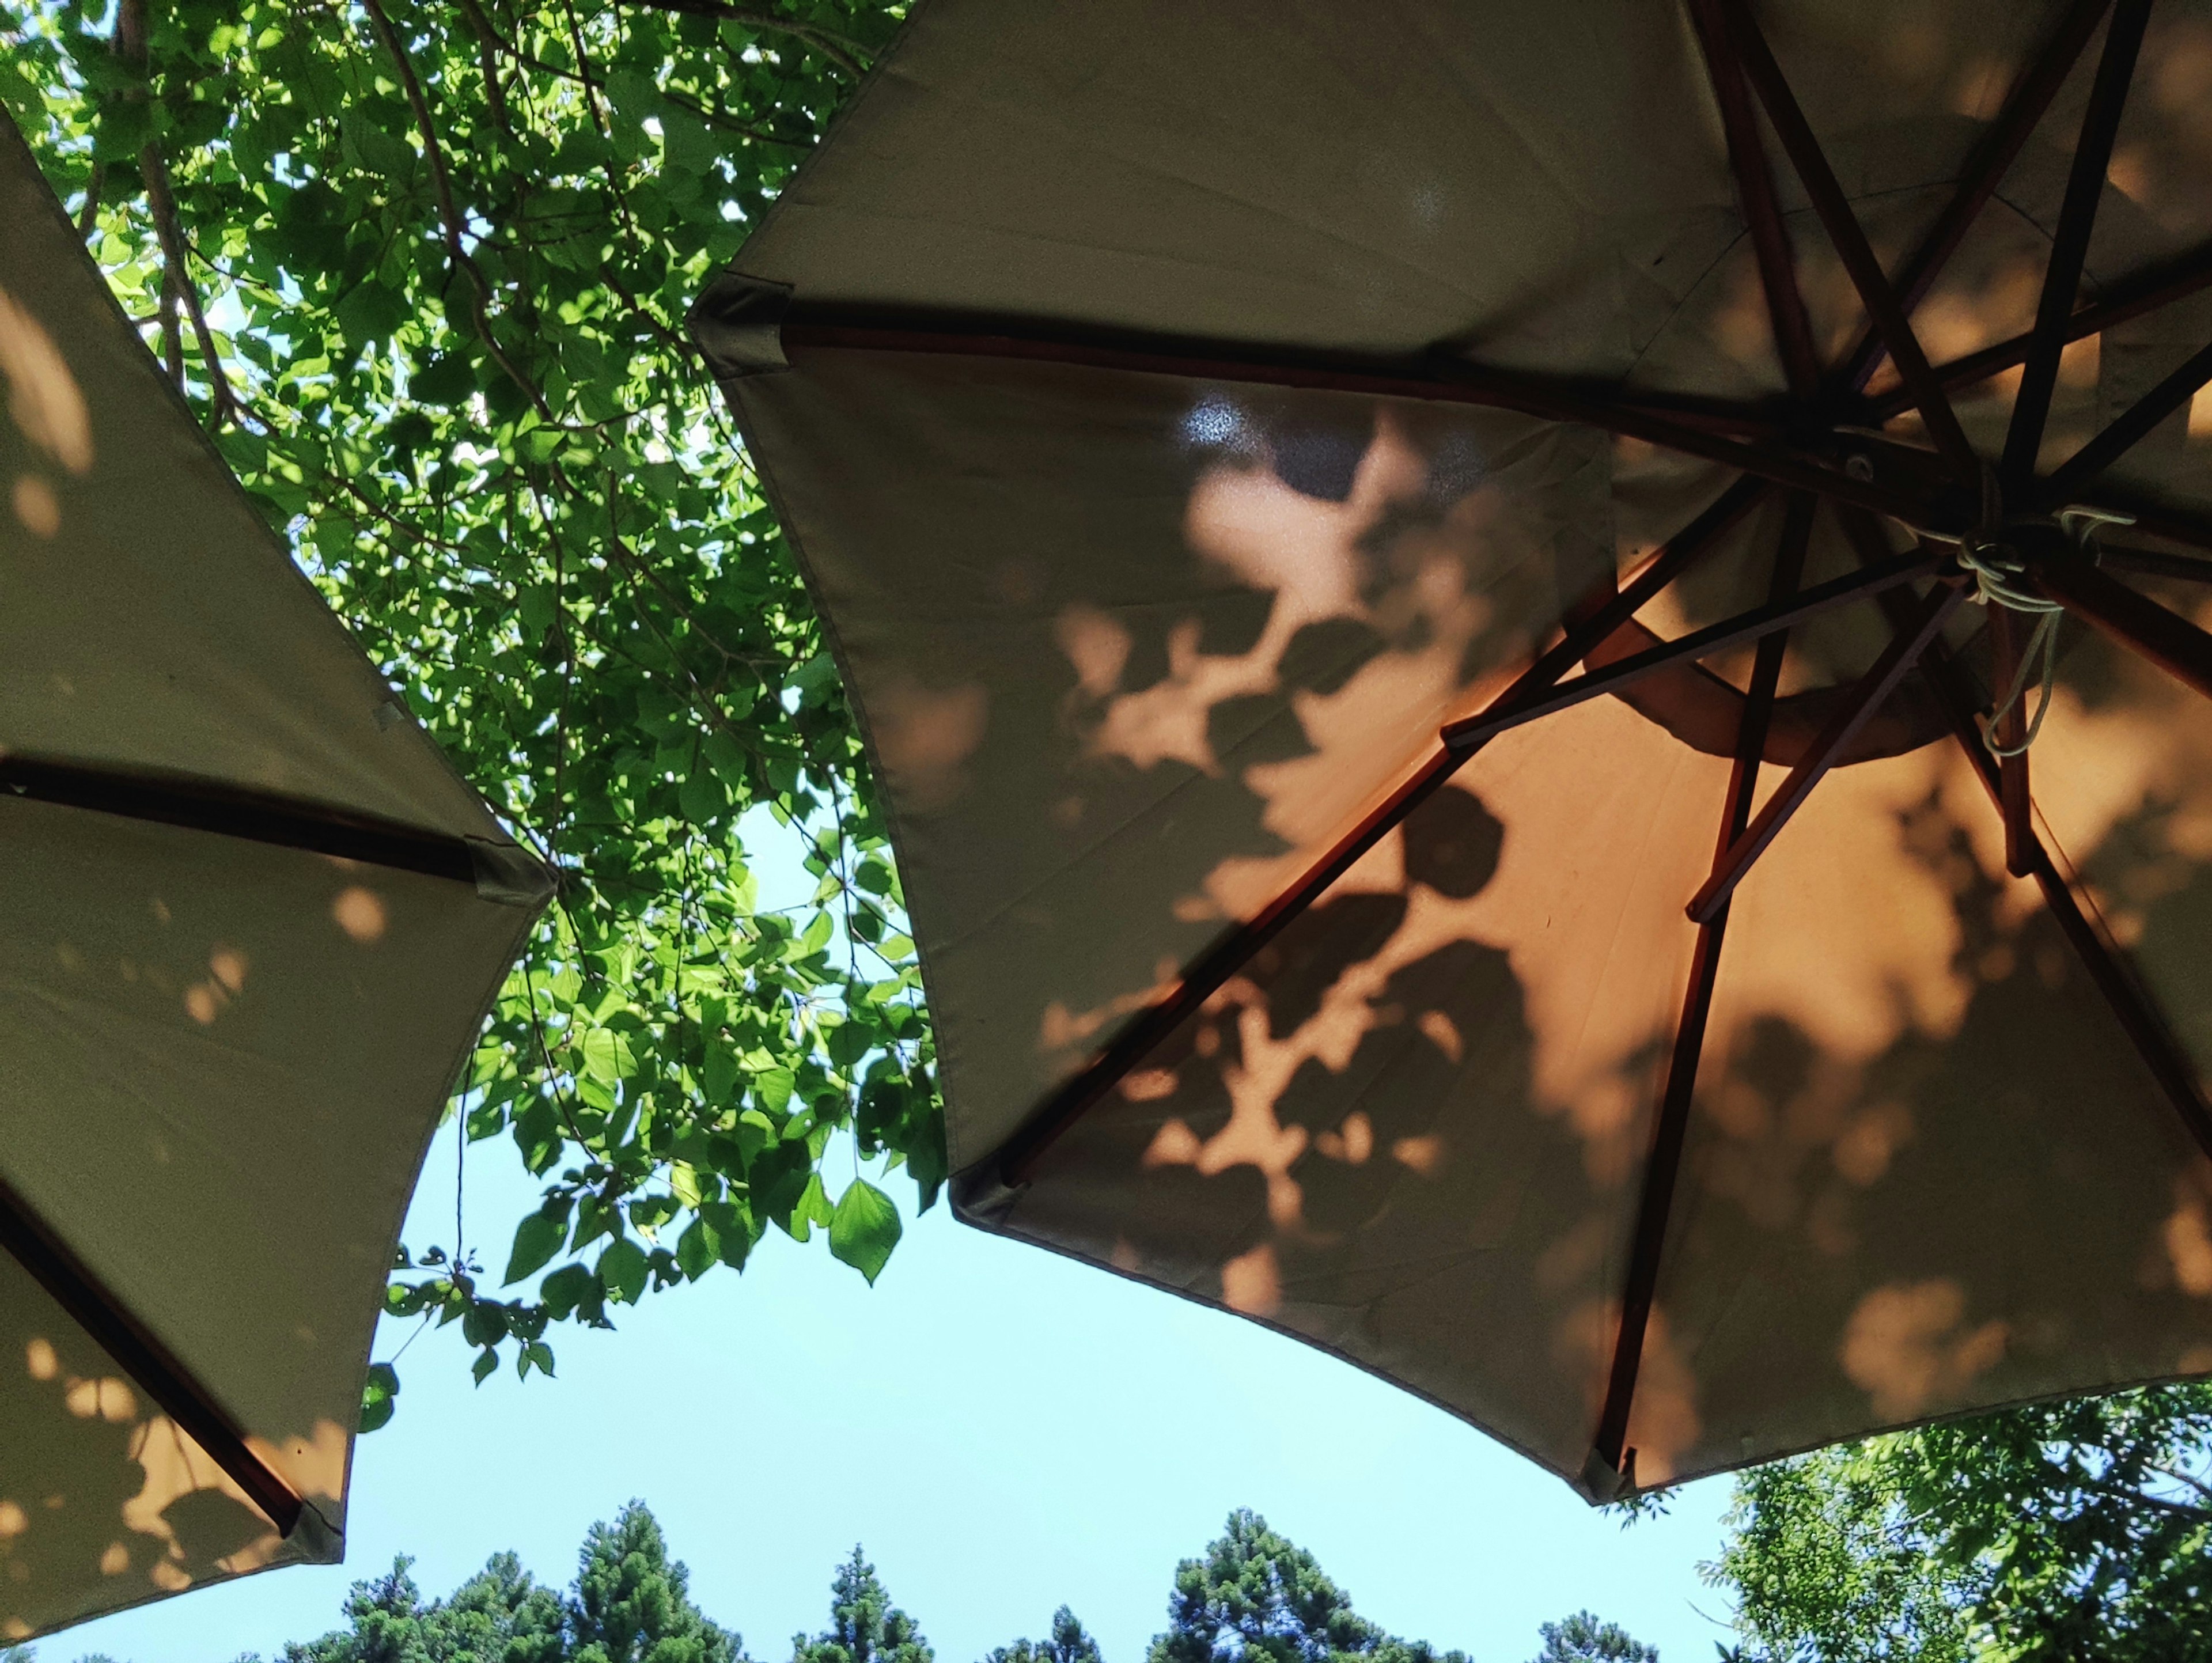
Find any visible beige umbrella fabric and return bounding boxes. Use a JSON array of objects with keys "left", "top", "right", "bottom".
[
  {"left": 695, "top": 0, "right": 2212, "bottom": 1499},
  {"left": 0, "top": 111, "right": 548, "bottom": 1634}
]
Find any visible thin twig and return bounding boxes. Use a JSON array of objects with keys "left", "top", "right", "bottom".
[
  {"left": 359, "top": 0, "right": 549, "bottom": 416},
  {"left": 619, "top": 0, "right": 869, "bottom": 78},
  {"left": 75, "top": 162, "right": 104, "bottom": 238},
  {"left": 451, "top": 0, "right": 514, "bottom": 135},
  {"left": 560, "top": 0, "right": 609, "bottom": 134},
  {"left": 158, "top": 263, "right": 184, "bottom": 384},
  {"left": 141, "top": 152, "right": 239, "bottom": 422}
]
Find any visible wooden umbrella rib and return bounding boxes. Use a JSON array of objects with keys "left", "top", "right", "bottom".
[
  {"left": 1897, "top": 237, "right": 2212, "bottom": 415},
  {"left": 2101, "top": 544, "right": 2212, "bottom": 583},
  {"left": 1721, "top": 0, "right": 1979, "bottom": 476},
  {"left": 1440, "top": 548, "right": 1945, "bottom": 753},
  {"left": 1685, "top": 0, "right": 1821, "bottom": 397},
  {"left": 0, "top": 757, "right": 486, "bottom": 886},
  {"left": 991, "top": 480, "right": 1769, "bottom": 1189},
  {"left": 780, "top": 320, "right": 1938, "bottom": 527},
  {"left": 1590, "top": 493, "right": 1814, "bottom": 1482},
  {"left": 1688, "top": 579, "right": 1968, "bottom": 924},
  {"left": 2039, "top": 336, "right": 2212, "bottom": 503},
  {"left": 1999, "top": 0, "right": 2153, "bottom": 493},
  {"left": 0, "top": 1175, "right": 306, "bottom": 1537},
  {"left": 1835, "top": 0, "right": 2112, "bottom": 395},
  {"left": 2036, "top": 558, "right": 2212, "bottom": 704},
  {"left": 1924, "top": 645, "right": 2212, "bottom": 1165},
  {"left": 2082, "top": 495, "right": 2212, "bottom": 557}
]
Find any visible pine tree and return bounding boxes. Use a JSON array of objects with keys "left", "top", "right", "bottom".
[
  {"left": 429, "top": 1551, "right": 569, "bottom": 1663},
  {"left": 791, "top": 1547, "right": 934, "bottom": 1663},
  {"left": 1145, "top": 1511, "right": 1467, "bottom": 1663},
  {"left": 279, "top": 1557, "right": 433, "bottom": 1663},
  {"left": 569, "top": 1502, "right": 746, "bottom": 1663},
  {"left": 983, "top": 1605, "right": 1104, "bottom": 1663},
  {"left": 1528, "top": 1611, "right": 1656, "bottom": 1663}
]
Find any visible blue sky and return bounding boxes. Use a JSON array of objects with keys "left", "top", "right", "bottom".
[
  {"left": 52, "top": 801, "right": 1742, "bottom": 1663},
  {"left": 61, "top": 1131, "right": 1739, "bottom": 1663}
]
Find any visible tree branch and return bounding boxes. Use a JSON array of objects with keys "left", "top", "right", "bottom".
[
  {"left": 450, "top": 0, "right": 513, "bottom": 136},
  {"left": 619, "top": 0, "right": 869, "bottom": 78},
  {"left": 141, "top": 146, "right": 241, "bottom": 425},
  {"left": 359, "top": 0, "right": 550, "bottom": 416},
  {"left": 75, "top": 162, "right": 104, "bottom": 238},
  {"left": 2080, "top": 1471, "right": 2212, "bottom": 1524}
]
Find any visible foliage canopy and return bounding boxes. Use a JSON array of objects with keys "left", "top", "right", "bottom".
[
  {"left": 1709, "top": 1382, "right": 2212, "bottom": 1660},
  {"left": 178, "top": 1505, "right": 1642, "bottom": 1663},
  {"left": 0, "top": 0, "right": 935, "bottom": 1414}
]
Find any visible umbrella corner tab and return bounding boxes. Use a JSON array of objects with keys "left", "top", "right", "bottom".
[
  {"left": 285, "top": 1502, "right": 345, "bottom": 1565},
  {"left": 1574, "top": 1446, "right": 1634, "bottom": 1508},
  {"left": 687, "top": 272, "right": 792, "bottom": 381},
  {"left": 468, "top": 836, "right": 559, "bottom": 908}
]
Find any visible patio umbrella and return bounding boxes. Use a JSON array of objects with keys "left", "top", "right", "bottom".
[
  {"left": 0, "top": 112, "right": 548, "bottom": 1630},
  {"left": 693, "top": 0, "right": 2212, "bottom": 1499}
]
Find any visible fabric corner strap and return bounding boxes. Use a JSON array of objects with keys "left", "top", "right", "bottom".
[
  {"left": 467, "top": 838, "right": 556, "bottom": 908},
  {"left": 285, "top": 1500, "right": 345, "bottom": 1563},
  {"left": 687, "top": 272, "right": 792, "bottom": 379}
]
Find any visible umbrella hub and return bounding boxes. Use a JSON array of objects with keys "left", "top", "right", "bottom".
[{"left": 1948, "top": 481, "right": 2135, "bottom": 756}]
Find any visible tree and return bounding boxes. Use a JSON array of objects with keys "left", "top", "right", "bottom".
[
  {"left": 1145, "top": 1510, "right": 1468, "bottom": 1663},
  {"left": 1, "top": 0, "right": 939, "bottom": 1415},
  {"left": 266, "top": 1504, "right": 736, "bottom": 1663},
  {"left": 1527, "top": 1611, "right": 1656, "bottom": 1663},
  {"left": 570, "top": 1502, "right": 745, "bottom": 1663},
  {"left": 1708, "top": 1382, "right": 2212, "bottom": 1660},
  {"left": 791, "top": 1547, "right": 932, "bottom": 1663},
  {"left": 984, "top": 1608, "right": 1104, "bottom": 1663}
]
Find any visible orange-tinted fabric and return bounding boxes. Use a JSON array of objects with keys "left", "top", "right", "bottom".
[{"left": 714, "top": 0, "right": 2212, "bottom": 1495}]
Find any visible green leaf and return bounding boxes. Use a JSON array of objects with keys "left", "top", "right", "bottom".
[
  {"left": 503, "top": 1211, "right": 567, "bottom": 1285},
  {"left": 753, "top": 1066, "right": 794, "bottom": 1113},
  {"left": 676, "top": 1214, "right": 719, "bottom": 1280},
  {"left": 359, "top": 1362, "right": 399, "bottom": 1434},
  {"left": 599, "top": 1236, "right": 649, "bottom": 1304},
  {"left": 540, "top": 1262, "right": 594, "bottom": 1321},
  {"left": 471, "top": 1347, "right": 498, "bottom": 1387},
  {"left": 828, "top": 1178, "right": 902, "bottom": 1285},
  {"left": 461, "top": 1302, "right": 507, "bottom": 1347},
  {"left": 579, "top": 1028, "right": 632, "bottom": 1084}
]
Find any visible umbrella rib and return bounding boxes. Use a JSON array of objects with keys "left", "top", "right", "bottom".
[
  {"left": 1720, "top": 0, "right": 1979, "bottom": 476},
  {"left": 0, "top": 757, "right": 485, "bottom": 886},
  {"left": 2034, "top": 558, "right": 2212, "bottom": 704},
  {"left": 1590, "top": 493, "right": 1814, "bottom": 1484},
  {"left": 991, "top": 480, "right": 1769, "bottom": 1190},
  {"left": 0, "top": 1173, "right": 306, "bottom": 1537},
  {"left": 1440, "top": 547, "right": 1944, "bottom": 753},
  {"left": 1923, "top": 643, "right": 2212, "bottom": 1164},
  {"left": 779, "top": 320, "right": 1937, "bottom": 527},
  {"left": 1688, "top": 578, "right": 1968, "bottom": 924},
  {"left": 2101, "top": 544, "right": 2212, "bottom": 583},
  {"left": 1834, "top": 0, "right": 2112, "bottom": 396},
  {"left": 1889, "top": 235, "right": 2212, "bottom": 416},
  {"left": 2038, "top": 336, "right": 2212, "bottom": 503},
  {"left": 1685, "top": 0, "right": 1821, "bottom": 396},
  {"left": 2081, "top": 495, "right": 2212, "bottom": 556},
  {"left": 1999, "top": 0, "right": 2153, "bottom": 494}
]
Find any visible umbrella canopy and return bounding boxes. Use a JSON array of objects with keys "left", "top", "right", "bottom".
[
  {"left": 0, "top": 113, "right": 547, "bottom": 1631},
  {"left": 694, "top": 0, "right": 2212, "bottom": 1498}
]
